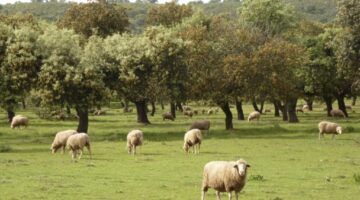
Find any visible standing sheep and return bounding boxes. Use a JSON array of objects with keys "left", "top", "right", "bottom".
[
  {"left": 303, "top": 104, "right": 309, "bottom": 111},
  {"left": 189, "top": 120, "right": 210, "bottom": 134},
  {"left": 184, "top": 111, "right": 193, "bottom": 118},
  {"left": 51, "top": 130, "right": 77, "bottom": 154},
  {"left": 126, "top": 130, "right": 143, "bottom": 155},
  {"left": 10, "top": 115, "right": 28, "bottom": 129},
  {"left": 183, "top": 129, "right": 202, "bottom": 154},
  {"left": 248, "top": 111, "right": 261, "bottom": 122},
  {"left": 318, "top": 121, "right": 342, "bottom": 140},
  {"left": 330, "top": 109, "right": 346, "bottom": 118},
  {"left": 201, "top": 159, "right": 250, "bottom": 200},
  {"left": 66, "top": 133, "right": 91, "bottom": 160},
  {"left": 162, "top": 112, "right": 174, "bottom": 121}
]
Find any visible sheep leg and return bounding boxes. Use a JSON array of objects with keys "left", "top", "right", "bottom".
[
  {"left": 332, "top": 134, "right": 336, "bottom": 140},
  {"left": 228, "top": 192, "right": 232, "bottom": 200},
  {"left": 201, "top": 190, "right": 206, "bottom": 200},
  {"left": 62, "top": 146, "right": 66, "bottom": 154},
  {"left": 79, "top": 149, "right": 83, "bottom": 159},
  {"left": 318, "top": 132, "right": 323, "bottom": 140},
  {"left": 86, "top": 145, "right": 92, "bottom": 159},
  {"left": 235, "top": 192, "right": 239, "bottom": 200},
  {"left": 216, "top": 191, "right": 221, "bottom": 200}
]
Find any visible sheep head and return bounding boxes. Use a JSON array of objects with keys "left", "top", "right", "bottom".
[
  {"left": 336, "top": 126, "right": 342, "bottom": 134},
  {"left": 234, "top": 159, "right": 251, "bottom": 176}
]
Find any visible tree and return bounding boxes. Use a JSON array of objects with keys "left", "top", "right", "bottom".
[
  {"left": 239, "top": 0, "right": 297, "bottom": 38},
  {"left": 146, "top": 1, "right": 193, "bottom": 27},
  {"left": 37, "top": 27, "right": 109, "bottom": 133},
  {"left": 58, "top": 2, "right": 129, "bottom": 38},
  {"left": 0, "top": 24, "right": 41, "bottom": 122}
]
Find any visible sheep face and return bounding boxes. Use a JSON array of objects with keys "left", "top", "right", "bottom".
[
  {"left": 336, "top": 126, "right": 342, "bottom": 134},
  {"left": 183, "top": 143, "right": 189, "bottom": 152},
  {"left": 234, "top": 162, "right": 250, "bottom": 176}
]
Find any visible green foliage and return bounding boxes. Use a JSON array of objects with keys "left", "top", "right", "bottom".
[
  {"left": 146, "top": 2, "right": 193, "bottom": 27},
  {"left": 0, "top": 144, "right": 12, "bottom": 153},
  {"left": 58, "top": 3, "right": 129, "bottom": 38}
]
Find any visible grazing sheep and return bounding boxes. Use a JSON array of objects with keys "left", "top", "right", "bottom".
[
  {"left": 247, "top": 111, "right": 260, "bottom": 122},
  {"left": 303, "top": 104, "right": 309, "bottom": 111},
  {"left": 184, "top": 111, "right": 193, "bottom": 118},
  {"left": 127, "top": 130, "right": 143, "bottom": 155},
  {"left": 264, "top": 109, "right": 271, "bottom": 113},
  {"left": 51, "top": 130, "right": 77, "bottom": 154},
  {"left": 162, "top": 112, "right": 174, "bottom": 121},
  {"left": 318, "top": 121, "right": 342, "bottom": 140},
  {"left": 330, "top": 109, "right": 346, "bottom": 118},
  {"left": 183, "top": 105, "right": 192, "bottom": 111},
  {"left": 207, "top": 109, "right": 214, "bottom": 115},
  {"left": 66, "top": 133, "right": 91, "bottom": 160},
  {"left": 94, "top": 110, "right": 106, "bottom": 116},
  {"left": 201, "top": 159, "right": 250, "bottom": 200},
  {"left": 296, "top": 108, "right": 304, "bottom": 113},
  {"left": 189, "top": 120, "right": 210, "bottom": 134},
  {"left": 183, "top": 129, "right": 202, "bottom": 154},
  {"left": 10, "top": 115, "right": 28, "bottom": 129}
]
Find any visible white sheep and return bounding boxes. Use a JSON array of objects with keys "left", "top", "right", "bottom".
[
  {"left": 183, "top": 129, "right": 202, "bottom": 154},
  {"left": 330, "top": 109, "right": 346, "bottom": 118},
  {"left": 318, "top": 121, "right": 342, "bottom": 140},
  {"left": 10, "top": 115, "right": 28, "bottom": 129},
  {"left": 248, "top": 111, "right": 261, "bottom": 122},
  {"left": 51, "top": 130, "right": 77, "bottom": 154},
  {"left": 126, "top": 130, "right": 143, "bottom": 155},
  {"left": 201, "top": 159, "right": 251, "bottom": 200},
  {"left": 66, "top": 133, "right": 91, "bottom": 160},
  {"left": 303, "top": 104, "right": 309, "bottom": 111}
]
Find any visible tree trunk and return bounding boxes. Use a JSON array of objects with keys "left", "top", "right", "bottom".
[
  {"left": 76, "top": 106, "right": 89, "bottom": 133},
  {"left": 7, "top": 109, "right": 15, "bottom": 123},
  {"left": 323, "top": 96, "right": 333, "bottom": 117},
  {"left": 305, "top": 97, "right": 313, "bottom": 111},
  {"left": 219, "top": 102, "right": 233, "bottom": 130},
  {"left": 135, "top": 100, "right": 150, "bottom": 124},
  {"left": 170, "top": 102, "right": 176, "bottom": 118},
  {"left": 123, "top": 100, "right": 129, "bottom": 112},
  {"left": 287, "top": 99, "right": 299, "bottom": 123},
  {"left": 235, "top": 98, "right": 244, "bottom": 120},
  {"left": 21, "top": 99, "right": 26, "bottom": 109},
  {"left": 252, "top": 98, "right": 260, "bottom": 113},
  {"left": 176, "top": 101, "right": 183, "bottom": 112},
  {"left": 274, "top": 102, "right": 280, "bottom": 117},
  {"left": 336, "top": 95, "right": 348, "bottom": 117},
  {"left": 160, "top": 100, "right": 165, "bottom": 110},
  {"left": 259, "top": 100, "right": 265, "bottom": 114},
  {"left": 278, "top": 102, "right": 288, "bottom": 121},
  {"left": 150, "top": 101, "right": 156, "bottom": 116},
  {"left": 66, "top": 105, "right": 71, "bottom": 114},
  {"left": 352, "top": 96, "right": 357, "bottom": 106}
]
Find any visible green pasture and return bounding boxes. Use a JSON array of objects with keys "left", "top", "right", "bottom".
[{"left": 0, "top": 102, "right": 360, "bottom": 200}]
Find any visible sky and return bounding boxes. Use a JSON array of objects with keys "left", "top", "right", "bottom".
[{"left": 0, "top": 0, "right": 209, "bottom": 5}]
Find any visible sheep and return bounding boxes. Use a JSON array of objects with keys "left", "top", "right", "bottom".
[
  {"left": 202, "top": 109, "right": 206, "bottom": 114},
  {"left": 162, "top": 112, "right": 174, "bottom": 121},
  {"left": 318, "top": 121, "right": 342, "bottom": 140},
  {"left": 183, "top": 129, "right": 202, "bottom": 154},
  {"left": 296, "top": 108, "right": 304, "bottom": 113},
  {"left": 193, "top": 110, "right": 198, "bottom": 115},
  {"left": 94, "top": 110, "right": 106, "bottom": 116},
  {"left": 183, "top": 105, "right": 192, "bottom": 111},
  {"left": 303, "top": 104, "right": 309, "bottom": 111},
  {"left": 51, "top": 130, "right": 77, "bottom": 154},
  {"left": 207, "top": 109, "right": 214, "bottom": 115},
  {"left": 264, "top": 109, "right": 271, "bottom": 113},
  {"left": 66, "top": 133, "right": 91, "bottom": 160},
  {"left": 189, "top": 120, "right": 210, "bottom": 134},
  {"left": 201, "top": 159, "right": 250, "bottom": 200},
  {"left": 184, "top": 111, "right": 193, "bottom": 118},
  {"left": 330, "top": 109, "right": 346, "bottom": 118},
  {"left": 247, "top": 111, "right": 260, "bottom": 122},
  {"left": 10, "top": 115, "right": 28, "bottom": 129},
  {"left": 126, "top": 130, "right": 143, "bottom": 155}
]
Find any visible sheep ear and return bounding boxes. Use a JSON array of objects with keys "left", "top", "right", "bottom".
[
  {"left": 233, "top": 164, "right": 238, "bottom": 169},
  {"left": 246, "top": 164, "right": 251, "bottom": 168}
]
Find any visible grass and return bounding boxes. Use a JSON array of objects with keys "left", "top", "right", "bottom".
[{"left": 0, "top": 101, "right": 360, "bottom": 200}]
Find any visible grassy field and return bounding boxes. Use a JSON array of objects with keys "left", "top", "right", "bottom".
[{"left": 0, "top": 102, "right": 360, "bottom": 200}]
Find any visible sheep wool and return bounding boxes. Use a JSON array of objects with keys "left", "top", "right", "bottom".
[
  {"left": 51, "top": 130, "right": 77, "bottom": 154},
  {"left": 183, "top": 129, "right": 202, "bottom": 154},
  {"left": 318, "top": 121, "right": 342, "bottom": 140},
  {"left": 127, "top": 130, "right": 143, "bottom": 155},
  {"left": 66, "top": 133, "right": 91, "bottom": 160},
  {"left": 10, "top": 115, "right": 28, "bottom": 129},
  {"left": 201, "top": 159, "right": 250, "bottom": 200},
  {"left": 248, "top": 111, "right": 261, "bottom": 122}
]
